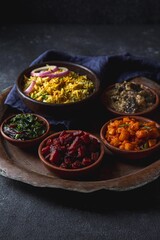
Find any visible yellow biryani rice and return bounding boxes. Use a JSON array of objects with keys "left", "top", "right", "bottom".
[{"left": 23, "top": 71, "right": 95, "bottom": 104}]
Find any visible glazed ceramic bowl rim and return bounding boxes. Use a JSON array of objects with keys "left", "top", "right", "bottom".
[
  {"left": 0, "top": 113, "right": 50, "bottom": 144},
  {"left": 16, "top": 61, "right": 100, "bottom": 107},
  {"left": 100, "top": 115, "right": 160, "bottom": 154},
  {"left": 38, "top": 130, "right": 105, "bottom": 173},
  {"left": 101, "top": 82, "right": 159, "bottom": 116}
]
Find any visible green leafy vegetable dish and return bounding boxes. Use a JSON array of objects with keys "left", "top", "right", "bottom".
[{"left": 3, "top": 113, "right": 47, "bottom": 140}]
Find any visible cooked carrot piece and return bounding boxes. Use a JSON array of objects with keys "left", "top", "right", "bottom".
[
  {"left": 136, "top": 129, "right": 149, "bottom": 139},
  {"left": 124, "top": 142, "right": 135, "bottom": 151},
  {"left": 122, "top": 117, "right": 130, "bottom": 123},
  {"left": 130, "top": 122, "right": 140, "bottom": 131},
  {"left": 110, "top": 137, "right": 120, "bottom": 147},
  {"left": 119, "top": 129, "right": 130, "bottom": 141},
  {"left": 108, "top": 127, "right": 116, "bottom": 135}
]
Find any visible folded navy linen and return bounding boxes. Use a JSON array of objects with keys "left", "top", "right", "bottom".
[{"left": 4, "top": 50, "right": 160, "bottom": 129}]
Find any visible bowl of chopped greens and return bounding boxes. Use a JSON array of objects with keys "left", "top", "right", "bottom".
[
  {"left": 16, "top": 61, "right": 101, "bottom": 119},
  {"left": 0, "top": 113, "right": 50, "bottom": 148}
]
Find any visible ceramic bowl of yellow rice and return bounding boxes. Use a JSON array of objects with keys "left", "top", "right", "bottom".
[{"left": 16, "top": 61, "right": 100, "bottom": 119}]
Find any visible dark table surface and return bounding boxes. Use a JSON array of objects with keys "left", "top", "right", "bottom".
[{"left": 0, "top": 24, "right": 160, "bottom": 240}]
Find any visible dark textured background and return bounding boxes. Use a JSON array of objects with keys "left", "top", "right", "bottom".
[
  {"left": 1, "top": 0, "right": 160, "bottom": 24},
  {"left": 0, "top": 1, "right": 160, "bottom": 240}
]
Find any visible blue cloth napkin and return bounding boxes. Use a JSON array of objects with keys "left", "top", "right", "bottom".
[{"left": 4, "top": 50, "right": 160, "bottom": 129}]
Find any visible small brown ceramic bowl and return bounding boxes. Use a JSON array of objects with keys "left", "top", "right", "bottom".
[
  {"left": 38, "top": 130, "right": 105, "bottom": 180},
  {"left": 101, "top": 81, "right": 159, "bottom": 117},
  {"left": 100, "top": 116, "right": 160, "bottom": 160},
  {"left": 16, "top": 61, "right": 100, "bottom": 119},
  {"left": 0, "top": 113, "right": 50, "bottom": 148}
]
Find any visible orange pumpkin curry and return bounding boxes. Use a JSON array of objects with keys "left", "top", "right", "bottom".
[{"left": 105, "top": 117, "right": 160, "bottom": 151}]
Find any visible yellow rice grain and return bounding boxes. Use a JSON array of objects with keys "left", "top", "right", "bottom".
[{"left": 23, "top": 71, "right": 95, "bottom": 104}]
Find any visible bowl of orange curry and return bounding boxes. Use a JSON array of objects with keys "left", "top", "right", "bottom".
[{"left": 100, "top": 116, "right": 160, "bottom": 160}]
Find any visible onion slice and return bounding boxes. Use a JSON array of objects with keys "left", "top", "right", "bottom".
[
  {"left": 31, "top": 65, "right": 58, "bottom": 77},
  {"left": 24, "top": 81, "right": 36, "bottom": 95},
  {"left": 46, "top": 67, "right": 69, "bottom": 78}
]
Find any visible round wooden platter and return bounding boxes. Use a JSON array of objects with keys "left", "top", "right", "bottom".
[{"left": 0, "top": 77, "right": 160, "bottom": 193}]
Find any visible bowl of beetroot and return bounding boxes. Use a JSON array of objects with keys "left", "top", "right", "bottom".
[{"left": 38, "top": 130, "right": 105, "bottom": 180}]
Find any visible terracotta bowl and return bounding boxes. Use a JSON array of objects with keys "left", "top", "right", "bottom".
[
  {"left": 101, "top": 81, "right": 159, "bottom": 117},
  {"left": 100, "top": 116, "right": 160, "bottom": 160},
  {"left": 16, "top": 61, "right": 100, "bottom": 119},
  {"left": 0, "top": 113, "right": 50, "bottom": 148},
  {"left": 38, "top": 130, "right": 105, "bottom": 180}
]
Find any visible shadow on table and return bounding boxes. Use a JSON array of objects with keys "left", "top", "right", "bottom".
[{"left": 5, "top": 177, "right": 160, "bottom": 212}]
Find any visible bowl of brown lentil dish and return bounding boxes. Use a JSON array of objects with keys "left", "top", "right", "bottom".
[
  {"left": 101, "top": 81, "right": 159, "bottom": 116},
  {"left": 38, "top": 130, "right": 105, "bottom": 180},
  {"left": 16, "top": 61, "right": 100, "bottom": 119},
  {"left": 100, "top": 116, "right": 160, "bottom": 160}
]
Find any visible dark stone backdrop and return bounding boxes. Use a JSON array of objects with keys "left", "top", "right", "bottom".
[{"left": 1, "top": 0, "right": 160, "bottom": 24}]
